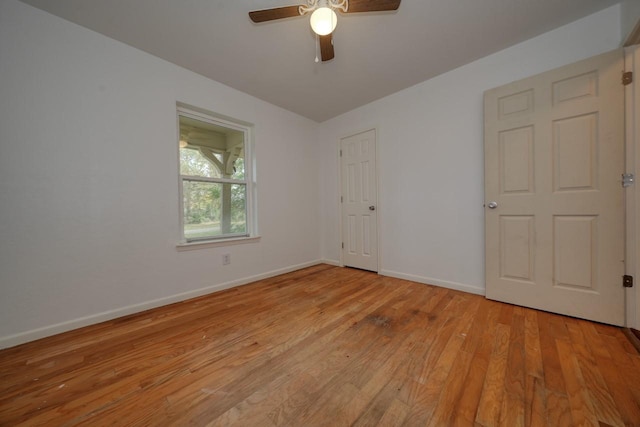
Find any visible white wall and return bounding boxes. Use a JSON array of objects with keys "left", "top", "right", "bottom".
[
  {"left": 0, "top": 0, "right": 320, "bottom": 348},
  {"left": 621, "top": 0, "right": 640, "bottom": 44},
  {"left": 318, "top": 5, "right": 623, "bottom": 295}
]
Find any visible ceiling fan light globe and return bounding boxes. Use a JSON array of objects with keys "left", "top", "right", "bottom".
[{"left": 310, "top": 7, "right": 337, "bottom": 36}]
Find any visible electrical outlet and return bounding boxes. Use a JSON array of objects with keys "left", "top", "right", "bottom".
[{"left": 222, "top": 254, "right": 231, "bottom": 265}]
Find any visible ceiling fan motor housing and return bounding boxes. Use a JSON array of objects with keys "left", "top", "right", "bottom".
[{"left": 300, "top": 0, "right": 348, "bottom": 16}]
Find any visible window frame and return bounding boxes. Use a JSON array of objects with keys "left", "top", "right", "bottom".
[{"left": 177, "top": 106, "right": 256, "bottom": 245}]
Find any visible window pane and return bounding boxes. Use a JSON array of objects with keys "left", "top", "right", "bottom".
[
  {"left": 180, "top": 147, "right": 222, "bottom": 178},
  {"left": 183, "top": 180, "right": 246, "bottom": 240},
  {"left": 179, "top": 115, "right": 245, "bottom": 180},
  {"left": 231, "top": 155, "right": 245, "bottom": 180}
]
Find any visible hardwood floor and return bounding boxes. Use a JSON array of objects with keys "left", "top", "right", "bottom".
[{"left": 1, "top": 264, "right": 639, "bottom": 426}]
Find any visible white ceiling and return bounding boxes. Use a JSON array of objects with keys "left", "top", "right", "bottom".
[{"left": 20, "top": 0, "right": 621, "bottom": 122}]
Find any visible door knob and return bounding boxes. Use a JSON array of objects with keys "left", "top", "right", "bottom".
[
  {"left": 487, "top": 201, "right": 498, "bottom": 209},
  {"left": 369, "top": 206, "right": 376, "bottom": 211}
]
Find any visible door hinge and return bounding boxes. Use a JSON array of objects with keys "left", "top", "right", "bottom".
[
  {"left": 340, "top": 196, "right": 343, "bottom": 203},
  {"left": 339, "top": 149, "right": 342, "bottom": 157},
  {"left": 623, "top": 71, "right": 633, "bottom": 86},
  {"left": 623, "top": 275, "right": 633, "bottom": 288},
  {"left": 342, "top": 242, "right": 344, "bottom": 249},
  {"left": 623, "top": 173, "right": 635, "bottom": 187}
]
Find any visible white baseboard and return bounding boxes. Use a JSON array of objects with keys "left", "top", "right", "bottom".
[
  {"left": 0, "top": 260, "right": 325, "bottom": 350},
  {"left": 320, "top": 258, "right": 342, "bottom": 267},
  {"left": 379, "top": 269, "right": 485, "bottom": 296}
]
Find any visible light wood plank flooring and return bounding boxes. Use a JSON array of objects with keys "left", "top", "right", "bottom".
[{"left": 1, "top": 264, "right": 639, "bottom": 426}]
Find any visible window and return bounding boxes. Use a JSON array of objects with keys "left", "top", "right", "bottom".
[{"left": 178, "top": 107, "right": 254, "bottom": 242}]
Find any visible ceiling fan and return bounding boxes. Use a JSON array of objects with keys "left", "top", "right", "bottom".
[{"left": 249, "top": 0, "right": 401, "bottom": 62}]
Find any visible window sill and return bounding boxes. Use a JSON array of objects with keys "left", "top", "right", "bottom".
[{"left": 176, "top": 235, "right": 261, "bottom": 251}]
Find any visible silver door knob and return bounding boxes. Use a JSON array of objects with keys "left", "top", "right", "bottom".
[
  {"left": 369, "top": 206, "right": 376, "bottom": 211},
  {"left": 487, "top": 201, "right": 498, "bottom": 209}
]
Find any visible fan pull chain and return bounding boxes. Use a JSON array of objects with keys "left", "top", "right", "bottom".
[{"left": 315, "top": 34, "right": 320, "bottom": 63}]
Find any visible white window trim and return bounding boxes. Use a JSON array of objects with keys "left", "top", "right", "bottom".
[
  {"left": 176, "top": 235, "right": 261, "bottom": 251},
  {"left": 176, "top": 105, "right": 257, "bottom": 247}
]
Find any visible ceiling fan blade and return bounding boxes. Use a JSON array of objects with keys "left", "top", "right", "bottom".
[
  {"left": 345, "top": 0, "right": 401, "bottom": 13},
  {"left": 249, "top": 5, "right": 302, "bottom": 23},
  {"left": 319, "top": 34, "right": 335, "bottom": 61}
]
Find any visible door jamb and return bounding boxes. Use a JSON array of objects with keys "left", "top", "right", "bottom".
[{"left": 625, "top": 46, "right": 640, "bottom": 329}]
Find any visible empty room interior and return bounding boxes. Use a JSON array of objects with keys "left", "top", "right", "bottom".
[{"left": 2, "top": 0, "right": 640, "bottom": 425}]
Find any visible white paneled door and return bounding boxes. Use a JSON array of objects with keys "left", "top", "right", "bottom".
[
  {"left": 341, "top": 129, "right": 378, "bottom": 272},
  {"left": 484, "top": 50, "right": 625, "bottom": 325}
]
